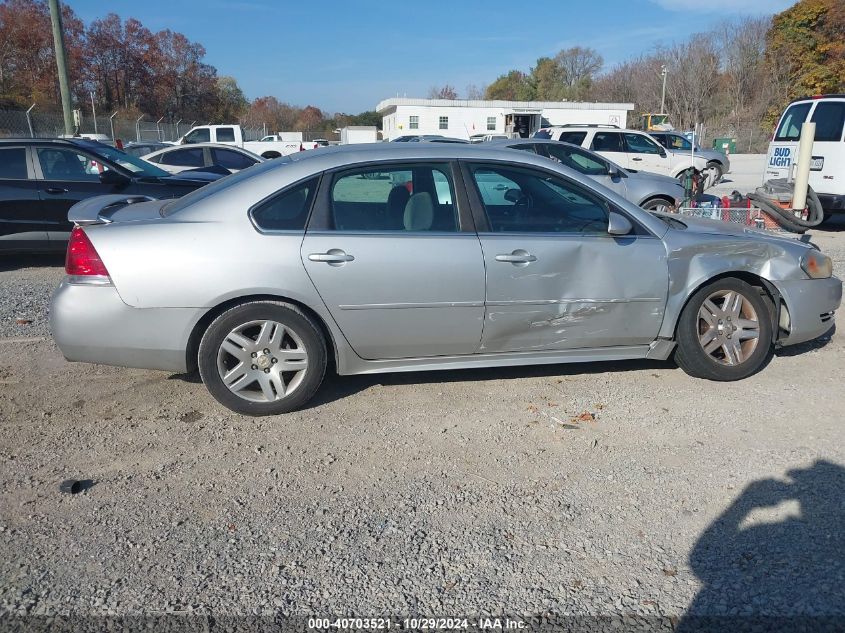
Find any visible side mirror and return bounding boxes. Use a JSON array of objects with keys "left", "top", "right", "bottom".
[
  {"left": 99, "top": 169, "right": 130, "bottom": 187},
  {"left": 607, "top": 211, "right": 633, "bottom": 236},
  {"left": 180, "top": 137, "right": 188, "bottom": 145},
  {"left": 658, "top": 148, "right": 667, "bottom": 158},
  {"left": 607, "top": 164, "right": 625, "bottom": 178}
]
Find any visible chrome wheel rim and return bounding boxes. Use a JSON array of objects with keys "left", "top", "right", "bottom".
[
  {"left": 216, "top": 320, "right": 308, "bottom": 402},
  {"left": 697, "top": 290, "right": 760, "bottom": 366}
]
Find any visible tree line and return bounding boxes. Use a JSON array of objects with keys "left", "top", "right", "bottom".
[
  {"left": 431, "top": 0, "right": 844, "bottom": 147},
  {"left": 0, "top": 0, "right": 377, "bottom": 138},
  {"left": 1, "top": 0, "right": 842, "bottom": 143}
]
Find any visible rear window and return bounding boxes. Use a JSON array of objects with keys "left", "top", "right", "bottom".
[
  {"left": 0, "top": 147, "right": 28, "bottom": 179},
  {"left": 810, "top": 101, "right": 845, "bottom": 142},
  {"left": 774, "top": 102, "right": 812, "bottom": 141}
]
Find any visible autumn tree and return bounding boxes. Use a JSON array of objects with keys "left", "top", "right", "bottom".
[
  {"left": 485, "top": 70, "right": 533, "bottom": 100},
  {"left": 428, "top": 84, "right": 458, "bottom": 99},
  {"left": 212, "top": 76, "right": 248, "bottom": 122}
]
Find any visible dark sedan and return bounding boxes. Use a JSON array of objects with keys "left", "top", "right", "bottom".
[{"left": 0, "top": 138, "right": 223, "bottom": 253}]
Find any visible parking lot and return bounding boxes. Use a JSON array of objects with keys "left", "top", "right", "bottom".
[{"left": 1, "top": 159, "right": 844, "bottom": 623}]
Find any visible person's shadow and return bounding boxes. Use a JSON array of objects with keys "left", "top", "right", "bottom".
[{"left": 678, "top": 460, "right": 845, "bottom": 632}]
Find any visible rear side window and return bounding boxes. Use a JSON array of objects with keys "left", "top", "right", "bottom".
[
  {"left": 774, "top": 102, "right": 812, "bottom": 141},
  {"left": 216, "top": 127, "right": 236, "bottom": 143},
  {"left": 160, "top": 148, "right": 205, "bottom": 167},
  {"left": 251, "top": 177, "right": 317, "bottom": 231},
  {"left": 329, "top": 164, "right": 458, "bottom": 232},
  {"left": 0, "top": 147, "right": 28, "bottom": 179},
  {"left": 545, "top": 144, "right": 608, "bottom": 175},
  {"left": 212, "top": 148, "right": 256, "bottom": 170},
  {"left": 591, "top": 132, "right": 624, "bottom": 152},
  {"left": 810, "top": 102, "right": 845, "bottom": 142},
  {"left": 557, "top": 131, "right": 587, "bottom": 145},
  {"left": 184, "top": 128, "right": 211, "bottom": 144},
  {"left": 533, "top": 130, "right": 552, "bottom": 139}
]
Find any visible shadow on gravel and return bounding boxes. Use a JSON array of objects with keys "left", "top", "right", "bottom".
[
  {"left": 306, "top": 358, "right": 672, "bottom": 410},
  {"left": 0, "top": 253, "right": 65, "bottom": 272},
  {"left": 678, "top": 460, "right": 845, "bottom": 632}
]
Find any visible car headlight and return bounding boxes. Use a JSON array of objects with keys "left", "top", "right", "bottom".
[{"left": 800, "top": 250, "right": 833, "bottom": 279}]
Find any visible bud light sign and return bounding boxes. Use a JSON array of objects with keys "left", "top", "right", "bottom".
[{"left": 769, "top": 146, "right": 792, "bottom": 168}]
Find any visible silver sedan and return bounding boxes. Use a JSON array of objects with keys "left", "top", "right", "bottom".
[{"left": 51, "top": 144, "right": 841, "bottom": 415}]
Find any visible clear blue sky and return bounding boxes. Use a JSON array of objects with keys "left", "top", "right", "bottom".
[{"left": 69, "top": 0, "right": 794, "bottom": 113}]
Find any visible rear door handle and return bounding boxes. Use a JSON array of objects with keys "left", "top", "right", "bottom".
[
  {"left": 495, "top": 250, "right": 537, "bottom": 264},
  {"left": 631, "top": 157, "right": 643, "bottom": 162},
  {"left": 45, "top": 187, "right": 69, "bottom": 194},
  {"left": 308, "top": 250, "right": 355, "bottom": 264}
]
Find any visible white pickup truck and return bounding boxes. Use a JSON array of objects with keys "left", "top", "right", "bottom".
[{"left": 175, "top": 125, "right": 320, "bottom": 158}]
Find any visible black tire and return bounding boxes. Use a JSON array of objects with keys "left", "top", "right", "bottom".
[
  {"left": 674, "top": 278, "right": 774, "bottom": 381},
  {"left": 197, "top": 301, "right": 327, "bottom": 415},
  {"left": 641, "top": 197, "right": 674, "bottom": 213},
  {"left": 706, "top": 161, "right": 724, "bottom": 184}
]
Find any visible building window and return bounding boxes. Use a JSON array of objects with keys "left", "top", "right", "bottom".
[
  {"left": 439, "top": 116, "right": 448, "bottom": 130},
  {"left": 409, "top": 116, "right": 419, "bottom": 130},
  {"left": 486, "top": 117, "right": 496, "bottom": 131}
]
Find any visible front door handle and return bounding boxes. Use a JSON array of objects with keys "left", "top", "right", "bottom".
[
  {"left": 45, "top": 187, "right": 69, "bottom": 194},
  {"left": 308, "top": 250, "right": 355, "bottom": 264},
  {"left": 495, "top": 250, "right": 537, "bottom": 264},
  {"left": 631, "top": 157, "right": 643, "bottom": 162}
]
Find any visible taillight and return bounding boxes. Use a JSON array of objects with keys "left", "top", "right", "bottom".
[{"left": 66, "top": 226, "right": 109, "bottom": 277}]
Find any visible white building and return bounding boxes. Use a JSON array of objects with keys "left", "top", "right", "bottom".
[{"left": 377, "top": 98, "right": 635, "bottom": 141}]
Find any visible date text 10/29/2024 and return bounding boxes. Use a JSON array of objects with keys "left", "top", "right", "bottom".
[{"left": 308, "top": 618, "right": 527, "bottom": 630}]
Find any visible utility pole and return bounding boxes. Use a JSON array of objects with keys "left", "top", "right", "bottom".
[
  {"left": 48, "top": 0, "right": 74, "bottom": 136},
  {"left": 660, "top": 65, "right": 668, "bottom": 115},
  {"left": 90, "top": 91, "right": 98, "bottom": 134}
]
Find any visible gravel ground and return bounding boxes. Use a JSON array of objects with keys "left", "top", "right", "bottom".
[{"left": 1, "top": 168, "right": 844, "bottom": 629}]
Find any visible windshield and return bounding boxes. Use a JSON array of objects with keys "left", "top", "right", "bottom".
[
  {"left": 161, "top": 154, "right": 291, "bottom": 216},
  {"left": 92, "top": 144, "right": 170, "bottom": 177}
]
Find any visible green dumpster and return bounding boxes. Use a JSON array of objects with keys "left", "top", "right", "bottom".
[{"left": 713, "top": 137, "right": 737, "bottom": 154}]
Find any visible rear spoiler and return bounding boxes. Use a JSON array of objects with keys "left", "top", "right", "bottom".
[{"left": 68, "top": 195, "right": 155, "bottom": 226}]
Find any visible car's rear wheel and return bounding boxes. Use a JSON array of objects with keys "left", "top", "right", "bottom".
[
  {"left": 640, "top": 197, "right": 674, "bottom": 213},
  {"left": 198, "top": 301, "right": 327, "bottom": 415},
  {"left": 674, "top": 278, "right": 773, "bottom": 381},
  {"left": 706, "top": 160, "right": 724, "bottom": 184}
]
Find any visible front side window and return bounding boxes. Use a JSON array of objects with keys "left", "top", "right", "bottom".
[
  {"left": 590, "top": 132, "right": 624, "bottom": 153},
  {"left": 212, "top": 149, "right": 257, "bottom": 170},
  {"left": 0, "top": 147, "right": 28, "bottom": 179},
  {"left": 775, "top": 102, "right": 812, "bottom": 141},
  {"left": 544, "top": 144, "right": 609, "bottom": 175},
  {"left": 330, "top": 164, "right": 457, "bottom": 232},
  {"left": 37, "top": 148, "right": 100, "bottom": 181},
  {"left": 409, "top": 116, "right": 419, "bottom": 130},
  {"left": 811, "top": 102, "right": 845, "bottom": 142},
  {"left": 486, "top": 116, "right": 496, "bottom": 131},
  {"left": 184, "top": 128, "right": 211, "bottom": 144},
  {"left": 469, "top": 163, "right": 609, "bottom": 234},
  {"left": 666, "top": 134, "right": 692, "bottom": 151},
  {"left": 216, "top": 127, "right": 236, "bottom": 143},
  {"left": 439, "top": 116, "right": 448, "bottom": 130},
  {"left": 251, "top": 177, "right": 317, "bottom": 231},
  {"left": 623, "top": 133, "right": 661, "bottom": 154},
  {"left": 160, "top": 148, "right": 205, "bottom": 167}
]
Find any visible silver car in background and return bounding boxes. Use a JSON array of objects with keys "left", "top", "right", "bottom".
[
  {"left": 486, "top": 138, "right": 686, "bottom": 213},
  {"left": 51, "top": 144, "right": 840, "bottom": 415}
]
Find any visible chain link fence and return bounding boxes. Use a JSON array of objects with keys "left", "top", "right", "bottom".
[{"left": 0, "top": 108, "right": 262, "bottom": 143}]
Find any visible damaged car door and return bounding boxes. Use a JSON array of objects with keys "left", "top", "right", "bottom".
[{"left": 463, "top": 162, "right": 669, "bottom": 353}]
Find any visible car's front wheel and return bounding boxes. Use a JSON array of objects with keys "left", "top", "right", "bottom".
[
  {"left": 640, "top": 197, "right": 674, "bottom": 213},
  {"left": 198, "top": 301, "right": 327, "bottom": 415},
  {"left": 706, "top": 160, "right": 724, "bottom": 184},
  {"left": 674, "top": 278, "right": 773, "bottom": 381}
]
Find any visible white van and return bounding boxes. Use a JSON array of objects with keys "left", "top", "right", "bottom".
[{"left": 766, "top": 95, "right": 845, "bottom": 216}]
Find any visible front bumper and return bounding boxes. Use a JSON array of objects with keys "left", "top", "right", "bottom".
[
  {"left": 817, "top": 193, "right": 845, "bottom": 213},
  {"left": 50, "top": 280, "right": 203, "bottom": 373},
  {"left": 775, "top": 276, "right": 842, "bottom": 346}
]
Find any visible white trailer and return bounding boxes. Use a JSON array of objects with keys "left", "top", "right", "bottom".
[{"left": 340, "top": 126, "right": 379, "bottom": 144}]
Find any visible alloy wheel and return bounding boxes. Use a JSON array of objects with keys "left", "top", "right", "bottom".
[
  {"left": 697, "top": 290, "right": 760, "bottom": 366},
  {"left": 216, "top": 319, "right": 308, "bottom": 402}
]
